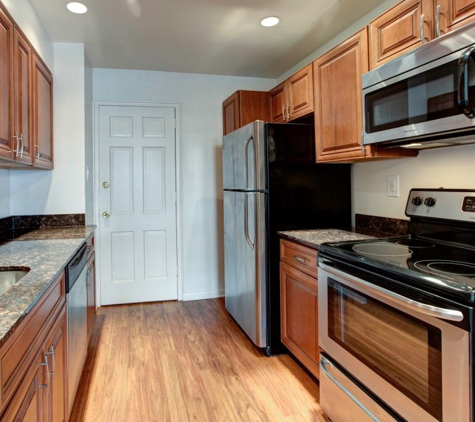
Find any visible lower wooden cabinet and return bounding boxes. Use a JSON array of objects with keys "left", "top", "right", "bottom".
[
  {"left": 0, "top": 272, "right": 68, "bottom": 422},
  {"left": 280, "top": 239, "right": 319, "bottom": 379}
]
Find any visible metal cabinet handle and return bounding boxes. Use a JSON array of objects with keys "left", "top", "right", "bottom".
[
  {"left": 320, "top": 356, "right": 379, "bottom": 422},
  {"left": 457, "top": 45, "right": 475, "bottom": 118},
  {"left": 282, "top": 104, "right": 286, "bottom": 121},
  {"left": 285, "top": 103, "right": 290, "bottom": 121},
  {"left": 12, "top": 134, "right": 19, "bottom": 156},
  {"left": 435, "top": 5, "right": 442, "bottom": 38},
  {"left": 45, "top": 345, "right": 55, "bottom": 378},
  {"left": 38, "top": 354, "right": 50, "bottom": 388},
  {"left": 35, "top": 144, "right": 40, "bottom": 160},
  {"left": 19, "top": 134, "right": 24, "bottom": 158},
  {"left": 293, "top": 255, "right": 307, "bottom": 264},
  {"left": 420, "top": 14, "right": 426, "bottom": 44}
]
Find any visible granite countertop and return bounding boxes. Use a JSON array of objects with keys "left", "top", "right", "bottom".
[
  {"left": 278, "top": 228, "right": 378, "bottom": 249},
  {"left": 0, "top": 225, "right": 95, "bottom": 347}
]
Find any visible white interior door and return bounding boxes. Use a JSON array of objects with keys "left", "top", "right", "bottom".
[{"left": 98, "top": 104, "right": 177, "bottom": 305}]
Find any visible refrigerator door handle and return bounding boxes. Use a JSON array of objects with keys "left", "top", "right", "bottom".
[
  {"left": 244, "top": 194, "right": 255, "bottom": 249},
  {"left": 244, "top": 135, "right": 254, "bottom": 190}
]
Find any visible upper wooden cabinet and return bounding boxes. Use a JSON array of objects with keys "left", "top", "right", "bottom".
[
  {"left": 32, "top": 53, "right": 53, "bottom": 169},
  {"left": 222, "top": 90, "right": 268, "bottom": 135},
  {"left": 369, "top": 0, "right": 430, "bottom": 69},
  {"left": 436, "top": 0, "right": 475, "bottom": 35},
  {"left": 0, "top": 2, "right": 53, "bottom": 170},
  {"left": 13, "top": 28, "right": 33, "bottom": 166},
  {"left": 314, "top": 28, "right": 417, "bottom": 163},
  {"left": 0, "top": 7, "right": 14, "bottom": 163},
  {"left": 269, "top": 63, "right": 313, "bottom": 123},
  {"left": 369, "top": 0, "right": 475, "bottom": 69}
]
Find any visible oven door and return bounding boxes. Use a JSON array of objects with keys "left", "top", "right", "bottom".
[{"left": 318, "top": 258, "right": 471, "bottom": 422}]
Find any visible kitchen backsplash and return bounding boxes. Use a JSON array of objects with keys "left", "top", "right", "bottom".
[
  {"left": 0, "top": 214, "right": 86, "bottom": 232},
  {"left": 355, "top": 213, "right": 409, "bottom": 236}
]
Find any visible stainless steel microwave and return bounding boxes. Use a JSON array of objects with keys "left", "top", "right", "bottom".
[{"left": 362, "top": 21, "right": 475, "bottom": 149}]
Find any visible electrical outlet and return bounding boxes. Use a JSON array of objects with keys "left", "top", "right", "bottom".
[{"left": 387, "top": 175, "right": 399, "bottom": 197}]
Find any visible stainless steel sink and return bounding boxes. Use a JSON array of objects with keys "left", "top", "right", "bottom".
[{"left": 0, "top": 269, "right": 29, "bottom": 297}]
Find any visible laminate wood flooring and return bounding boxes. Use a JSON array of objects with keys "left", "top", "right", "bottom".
[{"left": 70, "top": 298, "right": 327, "bottom": 422}]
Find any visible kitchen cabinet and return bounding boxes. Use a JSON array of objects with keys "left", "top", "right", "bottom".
[
  {"left": 268, "top": 63, "right": 313, "bottom": 123},
  {"left": 280, "top": 239, "right": 319, "bottom": 379},
  {"left": 0, "top": 1, "right": 53, "bottom": 169},
  {"left": 86, "top": 236, "right": 96, "bottom": 344},
  {"left": 32, "top": 53, "right": 53, "bottom": 169},
  {"left": 313, "top": 28, "right": 418, "bottom": 163},
  {"left": 0, "top": 7, "right": 14, "bottom": 163},
  {"left": 0, "top": 271, "right": 67, "bottom": 421},
  {"left": 369, "top": 0, "right": 475, "bottom": 69},
  {"left": 13, "top": 28, "right": 33, "bottom": 166},
  {"left": 222, "top": 90, "right": 268, "bottom": 135}
]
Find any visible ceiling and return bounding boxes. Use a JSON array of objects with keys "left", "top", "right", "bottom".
[{"left": 29, "top": 0, "right": 387, "bottom": 78}]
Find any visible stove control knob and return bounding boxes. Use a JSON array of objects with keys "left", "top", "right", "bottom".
[
  {"left": 424, "top": 197, "right": 437, "bottom": 207},
  {"left": 412, "top": 196, "right": 423, "bottom": 206}
]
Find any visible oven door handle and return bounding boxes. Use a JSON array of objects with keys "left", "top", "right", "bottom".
[{"left": 319, "top": 260, "right": 464, "bottom": 322}]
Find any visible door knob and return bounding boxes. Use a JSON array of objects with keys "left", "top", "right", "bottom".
[
  {"left": 102, "top": 181, "right": 110, "bottom": 189},
  {"left": 102, "top": 211, "right": 110, "bottom": 219}
]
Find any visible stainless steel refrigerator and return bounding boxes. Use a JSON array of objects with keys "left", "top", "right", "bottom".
[{"left": 222, "top": 121, "right": 351, "bottom": 355}]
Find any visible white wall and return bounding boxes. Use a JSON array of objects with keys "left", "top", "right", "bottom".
[
  {"left": 85, "top": 54, "right": 94, "bottom": 225},
  {"left": 2, "top": 0, "right": 53, "bottom": 71},
  {"left": 93, "top": 69, "right": 275, "bottom": 300},
  {"left": 353, "top": 144, "right": 475, "bottom": 220},
  {"left": 10, "top": 44, "right": 86, "bottom": 215},
  {"left": 0, "top": 170, "right": 10, "bottom": 219}
]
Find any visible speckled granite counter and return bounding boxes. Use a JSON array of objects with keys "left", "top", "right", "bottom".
[
  {"left": 0, "top": 226, "right": 95, "bottom": 347},
  {"left": 278, "top": 228, "right": 379, "bottom": 249}
]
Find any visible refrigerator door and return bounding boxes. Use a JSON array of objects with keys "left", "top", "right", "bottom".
[
  {"left": 222, "top": 121, "right": 266, "bottom": 191},
  {"left": 223, "top": 190, "right": 267, "bottom": 347}
]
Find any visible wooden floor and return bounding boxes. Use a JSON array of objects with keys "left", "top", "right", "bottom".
[{"left": 70, "top": 298, "right": 327, "bottom": 422}]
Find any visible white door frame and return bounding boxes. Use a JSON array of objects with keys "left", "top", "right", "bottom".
[{"left": 93, "top": 100, "right": 183, "bottom": 305}]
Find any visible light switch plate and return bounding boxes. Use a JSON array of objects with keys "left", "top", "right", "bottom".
[{"left": 387, "top": 175, "right": 399, "bottom": 197}]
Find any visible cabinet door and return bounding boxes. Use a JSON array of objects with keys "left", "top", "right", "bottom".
[
  {"left": 436, "top": 0, "right": 475, "bottom": 34},
  {"left": 268, "top": 82, "right": 287, "bottom": 122},
  {"left": 32, "top": 53, "right": 53, "bottom": 169},
  {"left": 44, "top": 308, "right": 67, "bottom": 422},
  {"left": 369, "top": 0, "right": 432, "bottom": 69},
  {"left": 222, "top": 91, "right": 240, "bottom": 135},
  {"left": 13, "top": 29, "right": 33, "bottom": 166},
  {"left": 280, "top": 262, "right": 319, "bottom": 378},
  {"left": 287, "top": 63, "right": 314, "bottom": 120},
  {"left": 1, "top": 348, "right": 46, "bottom": 422},
  {"left": 0, "top": 8, "right": 14, "bottom": 162},
  {"left": 314, "top": 29, "right": 369, "bottom": 162},
  {"left": 87, "top": 253, "right": 96, "bottom": 341}
]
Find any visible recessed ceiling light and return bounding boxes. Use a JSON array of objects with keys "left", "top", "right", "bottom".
[
  {"left": 66, "top": 2, "right": 88, "bottom": 14},
  {"left": 261, "top": 16, "right": 280, "bottom": 27}
]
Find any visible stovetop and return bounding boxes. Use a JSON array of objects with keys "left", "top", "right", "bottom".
[{"left": 319, "top": 235, "right": 475, "bottom": 303}]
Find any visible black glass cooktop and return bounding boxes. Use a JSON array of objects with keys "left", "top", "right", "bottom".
[{"left": 319, "top": 236, "right": 475, "bottom": 303}]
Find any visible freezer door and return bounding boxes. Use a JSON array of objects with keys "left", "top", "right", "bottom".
[
  {"left": 222, "top": 121, "right": 266, "bottom": 191},
  {"left": 223, "top": 190, "right": 267, "bottom": 347}
]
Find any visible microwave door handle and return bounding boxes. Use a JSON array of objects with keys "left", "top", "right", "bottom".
[
  {"left": 319, "top": 260, "right": 464, "bottom": 322},
  {"left": 457, "top": 45, "right": 475, "bottom": 118}
]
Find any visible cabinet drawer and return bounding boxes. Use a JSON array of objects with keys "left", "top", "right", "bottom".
[
  {"left": 280, "top": 239, "right": 317, "bottom": 277},
  {"left": 0, "top": 271, "right": 65, "bottom": 409}
]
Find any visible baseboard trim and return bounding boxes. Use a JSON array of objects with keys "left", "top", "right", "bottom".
[{"left": 183, "top": 289, "right": 224, "bottom": 301}]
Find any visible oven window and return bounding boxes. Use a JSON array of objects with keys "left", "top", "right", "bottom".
[
  {"left": 328, "top": 278, "right": 442, "bottom": 421},
  {"left": 365, "top": 58, "right": 471, "bottom": 134}
]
